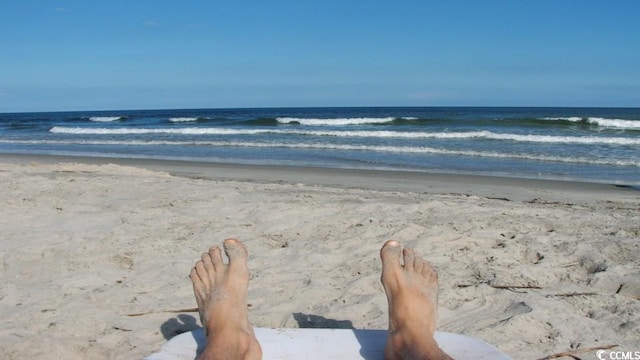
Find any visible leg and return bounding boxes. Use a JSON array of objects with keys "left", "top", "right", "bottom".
[
  {"left": 189, "top": 238, "right": 262, "bottom": 360},
  {"left": 380, "top": 240, "right": 453, "bottom": 360}
]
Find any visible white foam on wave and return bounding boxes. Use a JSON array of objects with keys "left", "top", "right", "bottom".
[
  {"left": 464, "top": 131, "right": 640, "bottom": 145},
  {"left": 5, "top": 138, "right": 639, "bottom": 167},
  {"left": 170, "top": 117, "right": 199, "bottom": 122},
  {"left": 587, "top": 117, "right": 640, "bottom": 129},
  {"left": 48, "top": 126, "right": 640, "bottom": 146},
  {"left": 276, "top": 117, "right": 396, "bottom": 126},
  {"left": 50, "top": 126, "right": 269, "bottom": 135},
  {"left": 303, "top": 129, "right": 640, "bottom": 145},
  {"left": 541, "top": 116, "right": 640, "bottom": 130},
  {"left": 89, "top": 116, "right": 123, "bottom": 122},
  {"left": 541, "top": 117, "right": 584, "bottom": 122}
]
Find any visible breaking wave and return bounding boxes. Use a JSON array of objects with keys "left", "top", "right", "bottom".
[
  {"left": 541, "top": 117, "right": 640, "bottom": 130},
  {"left": 169, "top": 117, "right": 200, "bottom": 122},
  {"left": 275, "top": 117, "right": 418, "bottom": 125},
  {"left": 49, "top": 127, "right": 640, "bottom": 146},
  {"left": 89, "top": 116, "right": 125, "bottom": 122}
]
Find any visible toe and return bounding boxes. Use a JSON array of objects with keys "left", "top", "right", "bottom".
[
  {"left": 381, "top": 240, "right": 403, "bottom": 271},
  {"left": 202, "top": 249, "right": 218, "bottom": 284},
  {"left": 414, "top": 254, "right": 425, "bottom": 273},
  {"left": 224, "top": 239, "right": 250, "bottom": 277},
  {"left": 381, "top": 240, "right": 403, "bottom": 291},
  {"left": 195, "top": 260, "right": 210, "bottom": 288},
  {"left": 190, "top": 267, "right": 206, "bottom": 307},
  {"left": 209, "top": 246, "right": 224, "bottom": 270},
  {"left": 422, "top": 261, "right": 438, "bottom": 282},
  {"left": 224, "top": 238, "right": 248, "bottom": 265},
  {"left": 403, "top": 248, "right": 416, "bottom": 270}
]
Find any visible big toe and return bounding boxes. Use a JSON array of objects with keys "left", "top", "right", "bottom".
[
  {"left": 224, "top": 238, "right": 249, "bottom": 268},
  {"left": 381, "top": 240, "right": 402, "bottom": 272}
]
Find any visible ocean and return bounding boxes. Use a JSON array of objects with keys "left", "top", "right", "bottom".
[{"left": 0, "top": 107, "right": 638, "bottom": 185}]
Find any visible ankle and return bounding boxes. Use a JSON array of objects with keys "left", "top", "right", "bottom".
[
  {"left": 387, "top": 328, "right": 451, "bottom": 360},
  {"left": 200, "top": 328, "right": 261, "bottom": 360},
  {"left": 205, "top": 321, "right": 253, "bottom": 340}
]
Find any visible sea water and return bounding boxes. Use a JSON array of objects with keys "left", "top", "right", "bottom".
[{"left": 0, "top": 107, "right": 638, "bottom": 185}]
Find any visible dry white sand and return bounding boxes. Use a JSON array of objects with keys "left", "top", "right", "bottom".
[{"left": 0, "top": 156, "right": 638, "bottom": 359}]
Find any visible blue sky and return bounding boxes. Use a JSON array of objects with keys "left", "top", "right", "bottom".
[{"left": 1, "top": 1, "right": 639, "bottom": 112}]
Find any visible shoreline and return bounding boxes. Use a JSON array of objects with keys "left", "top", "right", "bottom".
[{"left": 1, "top": 153, "right": 636, "bottom": 204}]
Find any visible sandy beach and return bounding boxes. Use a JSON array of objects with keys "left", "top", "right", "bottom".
[{"left": 0, "top": 154, "right": 638, "bottom": 360}]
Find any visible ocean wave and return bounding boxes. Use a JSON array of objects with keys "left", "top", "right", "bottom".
[
  {"left": 541, "top": 117, "right": 585, "bottom": 122},
  {"left": 89, "top": 116, "right": 124, "bottom": 122},
  {"left": 587, "top": 117, "right": 640, "bottom": 129},
  {"left": 541, "top": 116, "right": 640, "bottom": 130},
  {"left": 48, "top": 126, "right": 640, "bottom": 146},
  {"left": 50, "top": 126, "right": 268, "bottom": 135},
  {"left": 169, "top": 117, "right": 200, "bottom": 122},
  {"left": 4, "top": 139, "right": 638, "bottom": 167},
  {"left": 276, "top": 117, "right": 397, "bottom": 125}
]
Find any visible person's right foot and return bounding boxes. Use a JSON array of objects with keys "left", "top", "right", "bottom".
[{"left": 380, "top": 240, "right": 452, "bottom": 360}]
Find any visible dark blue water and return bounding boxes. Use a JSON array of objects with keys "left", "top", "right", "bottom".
[{"left": 0, "top": 107, "right": 638, "bottom": 185}]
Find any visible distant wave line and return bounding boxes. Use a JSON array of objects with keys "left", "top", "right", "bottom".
[
  {"left": 74, "top": 115, "right": 640, "bottom": 130},
  {"left": 3, "top": 139, "right": 638, "bottom": 167},
  {"left": 89, "top": 116, "right": 125, "bottom": 122},
  {"left": 49, "top": 126, "right": 640, "bottom": 145},
  {"left": 276, "top": 117, "right": 407, "bottom": 125},
  {"left": 169, "top": 117, "right": 200, "bottom": 122}
]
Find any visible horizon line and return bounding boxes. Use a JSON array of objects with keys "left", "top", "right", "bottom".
[{"left": 2, "top": 104, "right": 640, "bottom": 114}]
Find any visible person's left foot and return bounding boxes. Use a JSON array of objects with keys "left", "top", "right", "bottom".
[{"left": 189, "top": 238, "right": 262, "bottom": 360}]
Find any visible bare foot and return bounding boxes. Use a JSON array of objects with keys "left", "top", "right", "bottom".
[
  {"left": 380, "top": 240, "right": 452, "bottom": 360},
  {"left": 189, "top": 238, "right": 262, "bottom": 360}
]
